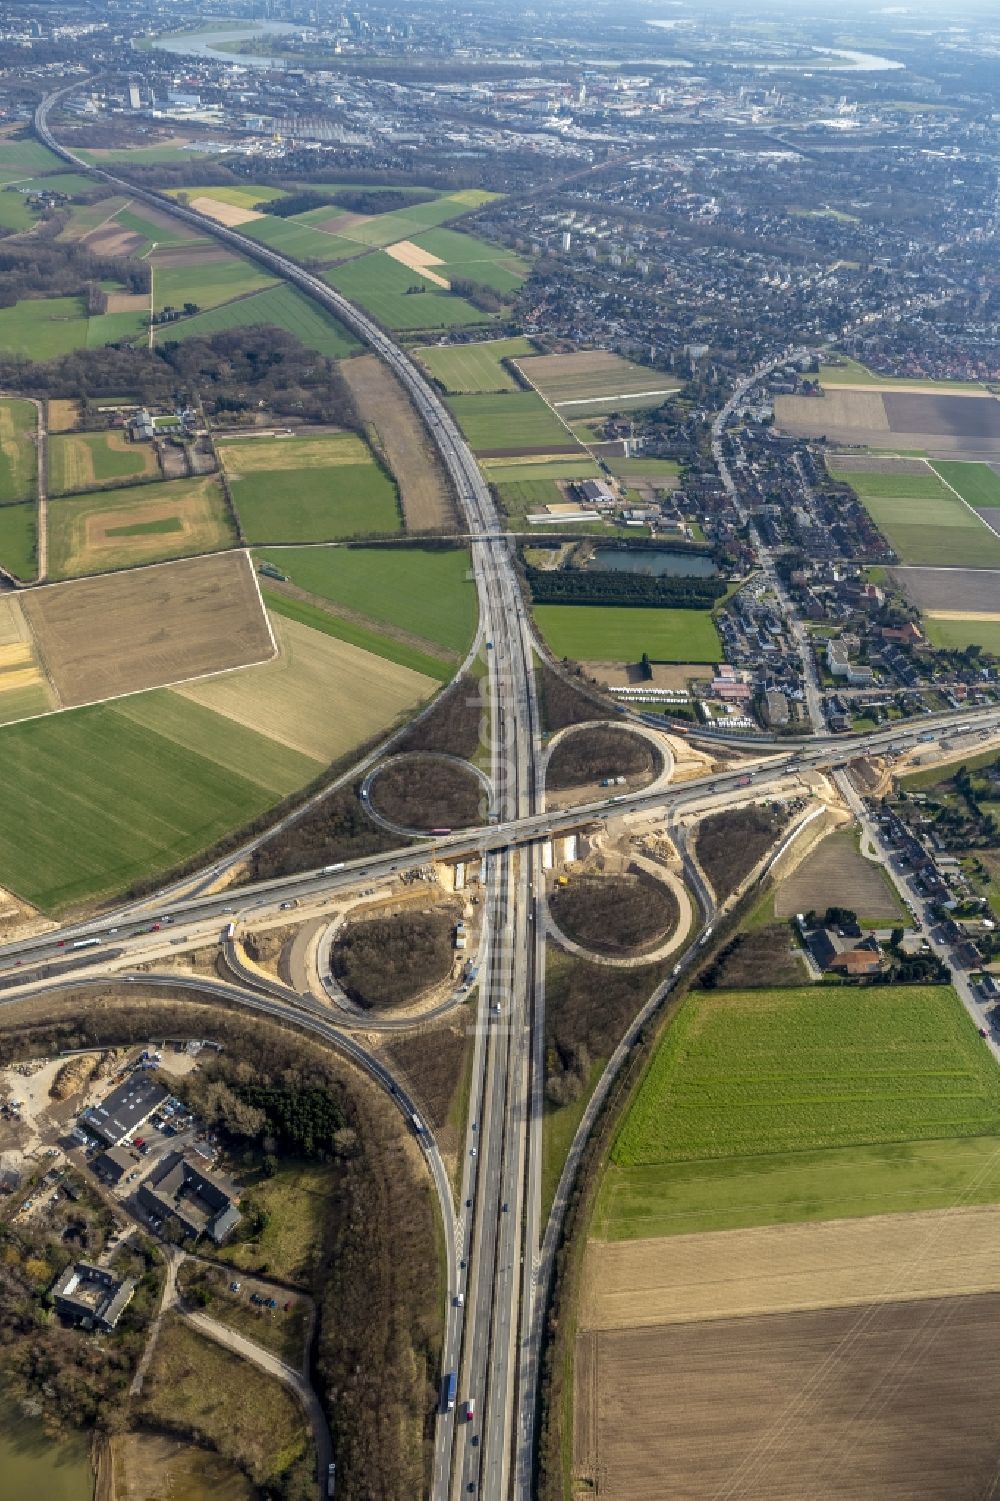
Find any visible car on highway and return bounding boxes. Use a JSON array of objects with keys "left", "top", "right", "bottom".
[
  {"left": 470, "top": 1147, "right": 477, "bottom": 1158},
  {"left": 465, "top": 1399, "right": 475, "bottom": 1422}
]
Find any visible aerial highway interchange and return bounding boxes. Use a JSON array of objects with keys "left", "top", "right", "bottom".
[{"left": 11, "top": 82, "right": 1000, "bottom": 1501}]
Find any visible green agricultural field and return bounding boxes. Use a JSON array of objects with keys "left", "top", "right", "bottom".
[
  {"left": 57, "top": 194, "right": 130, "bottom": 242},
  {"left": 931, "top": 460, "right": 1000, "bottom": 510},
  {"left": 113, "top": 206, "right": 203, "bottom": 248},
  {"left": 415, "top": 336, "right": 536, "bottom": 393},
  {"left": 409, "top": 227, "right": 529, "bottom": 294},
  {"left": 253, "top": 544, "right": 477, "bottom": 655},
  {"left": 818, "top": 357, "right": 984, "bottom": 391},
  {"left": 48, "top": 476, "right": 235, "bottom": 579},
  {"left": 496, "top": 477, "right": 566, "bottom": 517},
  {"left": 828, "top": 465, "right": 953, "bottom": 501},
  {"left": 48, "top": 431, "right": 153, "bottom": 495},
  {"left": 18, "top": 172, "right": 95, "bottom": 196},
  {"left": 925, "top": 616, "right": 1000, "bottom": 656},
  {"left": 0, "top": 190, "right": 41, "bottom": 232},
  {"left": 219, "top": 433, "right": 399, "bottom": 543},
  {"left": 165, "top": 184, "right": 288, "bottom": 211},
  {"left": 238, "top": 214, "right": 367, "bottom": 265},
  {"left": 152, "top": 258, "right": 277, "bottom": 314},
  {"left": 446, "top": 391, "right": 576, "bottom": 454},
  {"left": 0, "top": 398, "right": 37, "bottom": 503},
  {"left": 534, "top": 603, "right": 721, "bottom": 663},
  {"left": 0, "top": 293, "right": 146, "bottom": 359},
  {"left": 301, "top": 189, "right": 498, "bottom": 250},
  {"left": 859, "top": 492, "right": 1000, "bottom": 568},
  {"left": 154, "top": 283, "right": 358, "bottom": 358},
  {"left": 598, "top": 984, "right": 1000, "bottom": 1237},
  {"left": 263, "top": 590, "right": 453, "bottom": 681},
  {"left": 605, "top": 457, "right": 681, "bottom": 481},
  {"left": 0, "top": 702, "right": 284, "bottom": 911},
  {"left": 616, "top": 985, "right": 1000, "bottom": 1167},
  {"left": 0, "top": 502, "right": 37, "bottom": 580},
  {"left": 325, "top": 252, "right": 487, "bottom": 332},
  {"left": 115, "top": 691, "right": 321, "bottom": 797},
  {"left": 0, "top": 295, "right": 90, "bottom": 360},
  {"left": 481, "top": 456, "right": 601, "bottom": 484},
  {"left": 0, "top": 136, "right": 62, "bottom": 173},
  {"left": 594, "top": 1135, "right": 1000, "bottom": 1239}
]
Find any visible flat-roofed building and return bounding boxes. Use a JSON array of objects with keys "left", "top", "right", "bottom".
[{"left": 78, "top": 1074, "right": 167, "bottom": 1148}]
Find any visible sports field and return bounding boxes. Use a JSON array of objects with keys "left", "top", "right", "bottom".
[
  {"left": 48, "top": 430, "right": 158, "bottom": 495},
  {"left": 151, "top": 255, "right": 276, "bottom": 315},
  {"left": 414, "top": 337, "right": 536, "bottom": 393},
  {"left": 47, "top": 475, "right": 236, "bottom": 578},
  {"left": 178, "top": 613, "right": 435, "bottom": 764},
  {"left": 22, "top": 551, "right": 274, "bottom": 708},
  {"left": 153, "top": 282, "right": 359, "bottom": 358},
  {"left": 616, "top": 984, "right": 1000, "bottom": 1167},
  {"left": 534, "top": 603, "right": 721, "bottom": 664},
  {"left": 218, "top": 433, "right": 400, "bottom": 543},
  {"left": 325, "top": 252, "right": 487, "bottom": 331},
  {"left": 0, "top": 703, "right": 284, "bottom": 912},
  {"left": 252, "top": 544, "right": 477, "bottom": 655},
  {"left": 446, "top": 391, "right": 576, "bottom": 455},
  {"left": 0, "top": 398, "right": 37, "bottom": 502},
  {"left": 0, "top": 502, "right": 37, "bottom": 581}
]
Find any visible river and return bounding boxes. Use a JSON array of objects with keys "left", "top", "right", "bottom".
[{"left": 152, "top": 21, "right": 300, "bottom": 69}]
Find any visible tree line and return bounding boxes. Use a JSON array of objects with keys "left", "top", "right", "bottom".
[{"left": 525, "top": 563, "right": 726, "bottom": 610}]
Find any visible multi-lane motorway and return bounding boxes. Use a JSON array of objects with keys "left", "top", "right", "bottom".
[{"left": 22, "top": 83, "right": 1000, "bottom": 1501}]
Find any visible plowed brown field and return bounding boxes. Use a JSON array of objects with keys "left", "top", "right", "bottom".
[
  {"left": 578, "top": 1293, "right": 1000, "bottom": 1499},
  {"left": 21, "top": 550, "right": 274, "bottom": 707},
  {"left": 580, "top": 1204, "right": 1000, "bottom": 1330}
]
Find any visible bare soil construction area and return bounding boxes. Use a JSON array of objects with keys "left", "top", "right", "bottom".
[
  {"left": 890, "top": 565, "right": 1000, "bottom": 613},
  {"left": 21, "top": 550, "right": 275, "bottom": 707},
  {"left": 577, "top": 1292, "right": 1000, "bottom": 1500},
  {"left": 340, "top": 353, "right": 454, "bottom": 530},
  {"left": 580, "top": 1204, "right": 1000, "bottom": 1329},
  {"left": 773, "top": 828, "right": 899, "bottom": 920}
]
